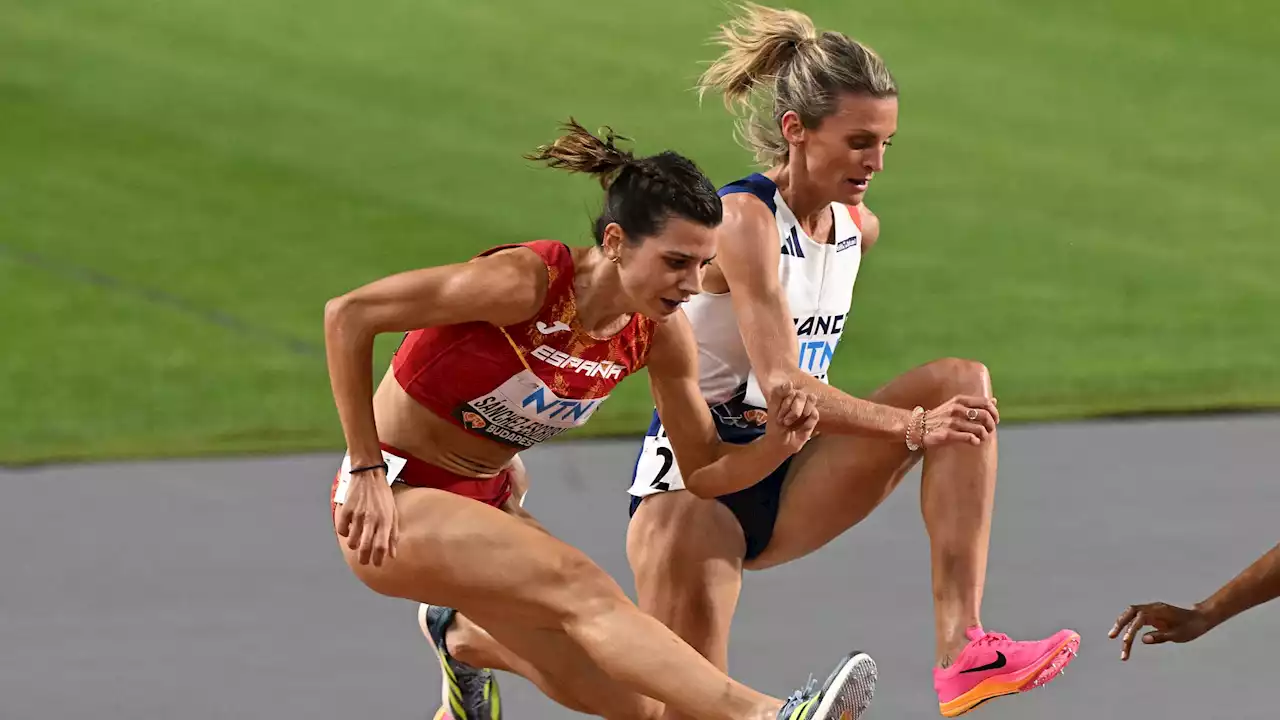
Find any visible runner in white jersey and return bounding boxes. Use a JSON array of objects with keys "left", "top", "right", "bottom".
[
  {"left": 621, "top": 5, "right": 1082, "bottom": 718},
  {"left": 627, "top": 170, "right": 864, "bottom": 515}
]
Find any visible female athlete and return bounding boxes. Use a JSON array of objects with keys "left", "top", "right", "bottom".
[
  {"left": 325, "top": 118, "right": 877, "bottom": 720},
  {"left": 415, "top": 5, "right": 1078, "bottom": 719},
  {"left": 624, "top": 6, "right": 1080, "bottom": 718}
]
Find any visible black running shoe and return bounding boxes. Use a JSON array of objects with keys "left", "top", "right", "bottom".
[{"left": 418, "top": 604, "right": 502, "bottom": 720}]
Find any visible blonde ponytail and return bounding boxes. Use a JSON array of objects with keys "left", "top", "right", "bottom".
[
  {"left": 697, "top": 3, "right": 817, "bottom": 109},
  {"left": 697, "top": 3, "right": 898, "bottom": 167}
]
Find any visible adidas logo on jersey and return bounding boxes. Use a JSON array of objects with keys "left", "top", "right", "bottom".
[
  {"left": 780, "top": 227, "right": 805, "bottom": 258},
  {"left": 532, "top": 344, "right": 625, "bottom": 380}
]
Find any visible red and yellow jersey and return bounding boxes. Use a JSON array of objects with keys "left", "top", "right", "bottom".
[{"left": 392, "top": 240, "right": 658, "bottom": 449}]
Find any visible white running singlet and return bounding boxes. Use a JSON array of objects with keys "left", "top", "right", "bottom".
[{"left": 628, "top": 172, "right": 864, "bottom": 500}]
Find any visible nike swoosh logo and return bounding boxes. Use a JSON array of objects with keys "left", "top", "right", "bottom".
[
  {"left": 536, "top": 321, "right": 571, "bottom": 335},
  {"left": 959, "top": 651, "right": 1007, "bottom": 674}
]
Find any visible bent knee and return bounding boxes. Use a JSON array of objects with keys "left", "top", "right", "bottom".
[
  {"left": 337, "top": 535, "right": 410, "bottom": 601},
  {"left": 929, "top": 357, "right": 992, "bottom": 398}
]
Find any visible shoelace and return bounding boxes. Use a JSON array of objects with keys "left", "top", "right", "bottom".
[
  {"left": 973, "top": 631, "right": 1012, "bottom": 646},
  {"left": 799, "top": 674, "right": 817, "bottom": 697},
  {"left": 780, "top": 674, "right": 819, "bottom": 718}
]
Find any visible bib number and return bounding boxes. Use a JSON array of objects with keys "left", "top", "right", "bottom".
[
  {"left": 628, "top": 425, "right": 686, "bottom": 497},
  {"left": 333, "top": 449, "right": 408, "bottom": 505}
]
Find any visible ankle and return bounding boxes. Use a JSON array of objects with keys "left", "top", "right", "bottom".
[
  {"left": 443, "top": 615, "right": 484, "bottom": 668},
  {"left": 935, "top": 623, "right": 981, "bottom": 667}
]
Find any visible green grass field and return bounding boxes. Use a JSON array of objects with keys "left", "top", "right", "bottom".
[{"left": 3, "top": 0, "right": 1277, "bottom": 465}]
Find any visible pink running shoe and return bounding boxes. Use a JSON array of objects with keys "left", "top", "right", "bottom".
[{"left": 933, "top": 625, "right": 1079, "bottom": 717}]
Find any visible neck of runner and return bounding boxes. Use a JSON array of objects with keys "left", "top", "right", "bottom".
[
  {"left": 769, "top": 164, "right": 832, "bottom": 239},
  {"left": 574, "top": 248, "right": 634, "bottom": 338}
]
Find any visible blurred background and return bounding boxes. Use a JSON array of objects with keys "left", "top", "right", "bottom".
[
  {"left": 2, "top": 1, "right": 1278, "bottom": 719},
  {"left": 3, "top": 0, "right": 1276, "bottom": 465}
]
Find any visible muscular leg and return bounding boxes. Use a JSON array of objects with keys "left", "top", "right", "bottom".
[
  {"left": 418, "top": 491, "right": 664, "bottom": 717},
  {"left": 443, "top": 491, "right": 750, "bottom": 719},
  {"left": 339, "top": 485, "right": 780, "bottom": 720},
  {"left": 423, "top": 607, "right": 593, "bottom": 715},
  {"left": 748, "top": 357, "right": 996, "bottom": 666},
  {"left": 444, "top": 486, "right": 750, "bottom": 719},
  {"left": 436, "top": 496, "right": 615, "bottom": 715},
  {"left": 476, "top": 617, "right": 653, "bottom": 719},
  {"left": 627, "top": 491, "right": 747, "bottom": 674},
  {"left": 444, "top": 614, "right": 512, "bottom": 671}
]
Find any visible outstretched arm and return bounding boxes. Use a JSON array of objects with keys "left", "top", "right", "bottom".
[
  {"left": 322, "top": 246, "right": 547, "bottom": 563},
  {"left": 645, "top": 310, "right": 817, "bottom": 499},
  {"left": 1200, "top": 541, "right": 1280, "bottom": 623},
  {"left": 324, "top": 247, "right": 546, "bottom": 468},
  {"left": 715, "top": 194, "right": 995, "bottom": 446},
  {"left": 1110, "top": 541, "right": 1280, "bottom": 660}
]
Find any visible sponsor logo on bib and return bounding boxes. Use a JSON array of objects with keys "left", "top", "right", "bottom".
[{"left": 457, "top": 370, "right": 608, "bottom": 448}]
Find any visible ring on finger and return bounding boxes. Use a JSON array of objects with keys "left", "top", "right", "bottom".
[{"left": 966, "top": 408, "right": 979, "bottom": 421}]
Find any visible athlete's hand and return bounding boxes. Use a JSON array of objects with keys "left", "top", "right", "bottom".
[
  {"left": 920, "top": 395, "right": 999, "bottom": 448},
  {"left": 334, "top": 467, "right": 399, "bottom": 567},
  {"left": 1108, "top": 601, "right": 1213, "bottom": 660},
  {"left": 765, "top": 384, "right": 819, "bottom": 454}
]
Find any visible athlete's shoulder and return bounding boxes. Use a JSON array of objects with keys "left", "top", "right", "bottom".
[
  {"left": 467, "top": 240, "right": 568, "bottom": 320},
  {"left": 718, "top": 173, "right": 779, "bottom": 215},
  {"left": 717, "top": 175, "right": 780, "bottom": 241},
  {"left": 844, "top": 203, "right": 881, "bottom": 252},
  {"left": 476, "top": 239, "right": 572, "bottom": 268}
]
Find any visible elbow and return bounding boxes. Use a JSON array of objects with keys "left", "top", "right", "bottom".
[
  {"left": 323, "top": 295, "right": 349, "bottom": 337},
  {"left": 683, "top": 472, "right": 716, "bottom": 500},
  {"left": 323, "top": 294, "right": 368, "bottom": 346},
  {"left": 682, "top": 451, "right": 727, "bottom": 500}
]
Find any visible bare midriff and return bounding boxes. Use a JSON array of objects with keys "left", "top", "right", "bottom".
[{"left": 371, "top": 366, "right": 518, "bottom": 478}]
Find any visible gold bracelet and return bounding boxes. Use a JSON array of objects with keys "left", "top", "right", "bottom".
[{"left": 906, "top": 406, "right": 925, "bottom": 451}]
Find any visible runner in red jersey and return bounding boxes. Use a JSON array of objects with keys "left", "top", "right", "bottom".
[{"left": 324, "top": 119, "right": 877, "bottom": 720}]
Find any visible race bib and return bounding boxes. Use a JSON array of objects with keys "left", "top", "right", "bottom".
[
  {"left": 627, "top": 424, "right": 686, "bottom": 497},
  {"left": 332, "top": 449, "right": 408, "bottom": 505},
  {"left": 457, "top": 370, "right": 608, "bottom": 449}
]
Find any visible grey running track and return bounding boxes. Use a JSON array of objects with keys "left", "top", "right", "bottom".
[{"left": 3, "top": 415, "right": 1278, "bottom": 720}]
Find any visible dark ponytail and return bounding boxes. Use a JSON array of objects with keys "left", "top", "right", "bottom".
[
  {"left": 528, "top": 118, "right": 723, "bottom": 245},
  {"left": 524, "top": 118, "right": 635, "bottom": 189}
]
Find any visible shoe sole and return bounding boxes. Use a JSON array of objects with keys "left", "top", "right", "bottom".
[
  {"left": 938, "top": 632, "right": 1080, "bottom": 717},
  {"left": 808, "top": 651, "right": 878, "bottom": 720},
  {"left": 419, "top": 604, "right": 461, "bottom": 719}
]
